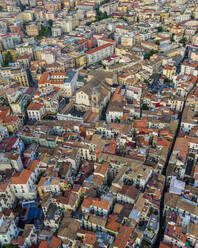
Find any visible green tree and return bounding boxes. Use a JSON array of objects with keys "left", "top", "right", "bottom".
[
  {"left": 48, "top": 19, "right": 53, "bottom": 27},
  {"left": 164, "top": 78, "right": 173, "bottom": 85},
  {"left": 19, "top": 3, "right": 26, "bottom": 11},
  {"left": 3, "top": 245, "right": 18, "bottom": 248},
  {"left": 142, "top": 103, "right": 149, "bottom": 110},
  {"left": 153, "top": 73, "right": 159, "bottom": 79},
  {"left": 4, "top": 51, "right": 13, "bottom": 66},
  {"left": 35, "top": 25, "right": 52, "bottom": 40},
  {"left": 100, "top": 0, "right": 110, "bottom": 5},
  {"left": 95, "top": 9, "right": 108, "bottom": 21},
  {"left": 179, "top": 37, "right": 187, "bottom": 47},
  {"left": 170, "top": 34, "right": 175, "bottom": 43},
  {"left": 157, "top": 26, "right": 163, "bottom": 32},
  {"left": 144, "top": 50, "right": 158, "bottom": 60},
  {"left": 120, "top": 16, "right": 127, "bottom": 22},
  {"left": 155, "top": 40, "right": 160, "bottom": 46},
  {"left": 191, "top": 14, "right": 195, "bottom": 19},
  {"left": 144, "top": 79, "right": 150, "bottom": 86}
]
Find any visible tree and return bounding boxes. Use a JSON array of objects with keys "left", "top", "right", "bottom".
[
  {"left": 48, "top": 19, "right": 53, "bottom": 27},
  {"left": 100, "top": 0, "right": 110, "bottom": 5},
  {"left": 155, "top": 40, "right": 160, "bottom": 46},
  {"left": 157, "top": 26, "right": 163, "bottom": 32},
  {"left": 142, "top": 103, "right": 149, "bottom": 110},
  {"left": 0, "top": 6, "right": 3, "bottom": 11},
  {"left": 164, "top": 78, "right": 173, "bottom": 85},
  {"left": 120, "top": 16, "right": 127, "bottom": 22},
  {"left": 179, "top": 37, "right": 187, "bottom": 47},
  {"left": 191, "top": 14, "right": 195, "bottom": 19},
  {"left": 95, "top": 8, "right": 108, "bottom": 21},
  {"left": 144, "top": 50, "right": 158, "bottom": 60},
  {"left": 3, "top": 245, "right": 18, "bottom": 248},
  {"left": 144, "top": 79, "right": 150, "bottom": 86},
  {"left": 35, "top": 25, "right": 52, "bottom": 40},
  {"left": 153, "top": 73, "right": 159, "bottom": 79},
  {"left": 4, "top": 51, "right": 13, "bottom": 66},
  {"left": 19, "top": 3, "right": 26, "bottom": 11},
  {"left": 170, "top": 34, "right": 175, "bottom": 43}
]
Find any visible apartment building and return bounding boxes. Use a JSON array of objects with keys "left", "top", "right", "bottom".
[
  {"left": 26, "top": 24, "right": 40, "bottom": 37},
  {"left": 181, "top": 61, "right": 198, "bottom": 76},
  {"left": 0, "top": 182, "right": 16, "bottom": 208},
  {"left": 0, "top": 214, "right": 18, "bottom": 245},
  {"left": 0, "top": 33, "right": 14, "bottom": 50},
  {"left": 10, "top": 168, "right": 38, "bottom": 200},
  {"left": 27, "top": 102, "right": 45, "bottom": 121},
  {"left": 86, "top": 43, "right": 114, "bottom": 65}
]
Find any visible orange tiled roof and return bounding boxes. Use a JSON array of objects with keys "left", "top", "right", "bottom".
[
  {"left": 92, "top": 199, "right": 110, "bottom": 210},
  {"left": 3, "top": 116, "right": 18, "bottom": 124},
  {"left": 87, "top": 43, "right": 112, "bottom": 54},
  {"left": 11, "top": 169, "right": 32, "bottom": 185},
  {"left": 134, "top": 120, "right": 147, "bottom": 128}
]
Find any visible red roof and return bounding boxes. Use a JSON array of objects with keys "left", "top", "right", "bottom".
[
  {"left": 3, "top": 116, "right": 18, "bottom": 124},
  {"left": 11, "top": 169, "right": 32, "bottom": 185},
  {"left": 87, "top": 43, "right": 112, "bottom": 54}
]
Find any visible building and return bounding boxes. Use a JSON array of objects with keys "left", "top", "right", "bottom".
[
  {"left": 6, "top": 86, "right": 33, "bottom": 116},
  {"left": 0, "top": 182, "right": 16, "bottom": 208},
  {"left": 2, "top": 116, "right": 22, "bottom": 134},
  {"left": 10, "top": 168, "right": 38, "bottom": 200},
  {"left": 0, "top": 33, "right": 14, "bottom": 50},
  {"left": 27, "top": 102, "right": 45, "bottom": 121},
  {"left": 11, "top": 69, "right": 30, "bottom": 87},
  {"left": 86, "top": 43, "right": 114, "bottom": 65},
  {"left": 163, "top": 65, "right": 176, "bottom": 80},
  {"left": 75, "top": 71, "right": 111, "bottom": 115},
  {"left": 0, "top": 214, "right": 18, "bottom": 245},
  {"left": 26, "top": 24, "right": 40, "bottom": 37}
]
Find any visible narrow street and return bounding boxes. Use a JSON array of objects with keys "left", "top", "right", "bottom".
[{"left": 154, "top": 73, "right": 198, "bottom": 247}]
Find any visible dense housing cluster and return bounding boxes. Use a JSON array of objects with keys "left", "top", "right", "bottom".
[{"left": 0, "top": 0, "right": 197, "bottom": 247}]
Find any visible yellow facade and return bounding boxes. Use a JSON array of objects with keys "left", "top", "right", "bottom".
[
  {"left": 22, "top": 12, "right": 33, "bottom": 21},
  {"left": 3, "top": 117, "right": 22, "bottom": 133},
  {"left": 118, "top": 6, "right": 127, "bottom": 13},
  {"left": 160, "top": 12, "right": 169, "bottom": 22},
  {"left": 12, "top": 70, "right": 29, "bottom": 87},
  {"left": 163, "top": 67, "right": 176, "bottom": 79},
  {"left": 70, "top": 52, "right": 86, "bottom": 67},
  {"left": 26, "top": 24, "right": 39, "bottom": 36}
]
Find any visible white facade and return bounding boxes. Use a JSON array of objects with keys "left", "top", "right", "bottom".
[
  {"left": 0, "top": 215, "right": 18, "bottom": 245},
  {"left": 0, "top": 126, "right": 8, "bottom": 142},
  {"left": 0, "top": 183, "right": 16, "bottom": 209},
  {"left": 76, "top": 91, "right": 90, "bottom": 106},
  {"left": 86, "top": 44, "right": 114, "bottom": 65},
  {"left": 0, "top": 34, "right": 14, "bottom": 50},
  {"left": 27, "top": 103, "right": 46, "bottom": 121},
  {"left": 41, "top": 52, "right": 55, "bottom": 65},
  {"left": 10, "top": 169, "right": 38, "bottom": 200},
  {"left": 180, "top": 63, "right": 198, "bottom": 76},
  {"left": 62, "top": 71, "right": 78, "bottom": 96},
  {"left": 106, "top": 110, "right": 123, "bottom": 123}
]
